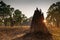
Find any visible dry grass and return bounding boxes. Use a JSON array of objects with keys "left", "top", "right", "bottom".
[
  {"left": 0, "top": 26, "right": 60, "bottom": 40},
  {"left": 0, "top": 26, "right": 30, "bottom": 40},
  {"left": 47, "top": 26, "right": 60, "bottom": 40}
]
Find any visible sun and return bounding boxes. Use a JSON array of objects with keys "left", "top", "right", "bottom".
[{"left": 43, "top": 19, "right": 47, "bottom": 23}]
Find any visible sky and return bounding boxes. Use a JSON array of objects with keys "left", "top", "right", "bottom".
[{"left": 1, "top": 0, "right": 60, "bottom": 18}]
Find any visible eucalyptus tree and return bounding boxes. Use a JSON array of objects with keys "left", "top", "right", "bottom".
[
  {"left": 0, "top": 1, "right": 14, "bottom": 26},
  {"left": 46, "top": 2, "right": 60, "bottom": 27},
  {"left": 13, "top": 9, "right": 22, "bottom": 25}
]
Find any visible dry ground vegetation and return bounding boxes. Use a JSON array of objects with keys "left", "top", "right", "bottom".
[
  {"left": 0, "top": 25, "right": 60, "bottom": 40},
  {"left": 0, "top": 26, "right": 30, "bottom": 40},
  {"left": 47, "top": 26, "right": 60, "bottom": 40},
  {"left": 45, "top": 22, "right": 60, "bottom": 40}
]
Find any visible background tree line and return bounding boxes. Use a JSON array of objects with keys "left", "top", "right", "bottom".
[{"left": 0, "top": 1, "right": 28, "bottom": 26}]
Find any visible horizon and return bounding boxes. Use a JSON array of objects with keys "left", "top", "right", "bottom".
[{"left": 1, "top": 0, "right": 60, "bottom": 18}]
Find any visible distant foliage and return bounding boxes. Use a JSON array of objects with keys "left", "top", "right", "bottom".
[{"left": 13, "top": 9, "right": 27, "bottom": 25}]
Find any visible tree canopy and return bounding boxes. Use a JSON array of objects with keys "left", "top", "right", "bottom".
[
  {"left": 0, "top": 1, "right": 27, "bottom": 26},
  {"left": 46, "top": 1, "right": 60, "bottom": 27},
  {"left": 0, "top": 1, "right": 14, "bottom": 18}
]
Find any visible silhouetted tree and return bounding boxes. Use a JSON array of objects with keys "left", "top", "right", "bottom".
[{"left": 46, "top": 1, "right": 60, "bottom": 27}]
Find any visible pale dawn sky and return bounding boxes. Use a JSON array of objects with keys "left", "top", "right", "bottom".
[{"left": 1, "top": 0, "right": 60, "bottom": 18}]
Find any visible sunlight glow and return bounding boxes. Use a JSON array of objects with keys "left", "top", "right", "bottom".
[{"left": 43, "top": 20, "right": 47, "bottom": 23}]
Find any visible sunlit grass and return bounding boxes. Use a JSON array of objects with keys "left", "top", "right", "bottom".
[{"left": 47, "top": 25, "right": 60, "bottom": 40}]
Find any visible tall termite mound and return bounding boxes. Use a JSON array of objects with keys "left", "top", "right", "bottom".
[{"left": 31, "top": 8, "right": 49, "bottom": 33}]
